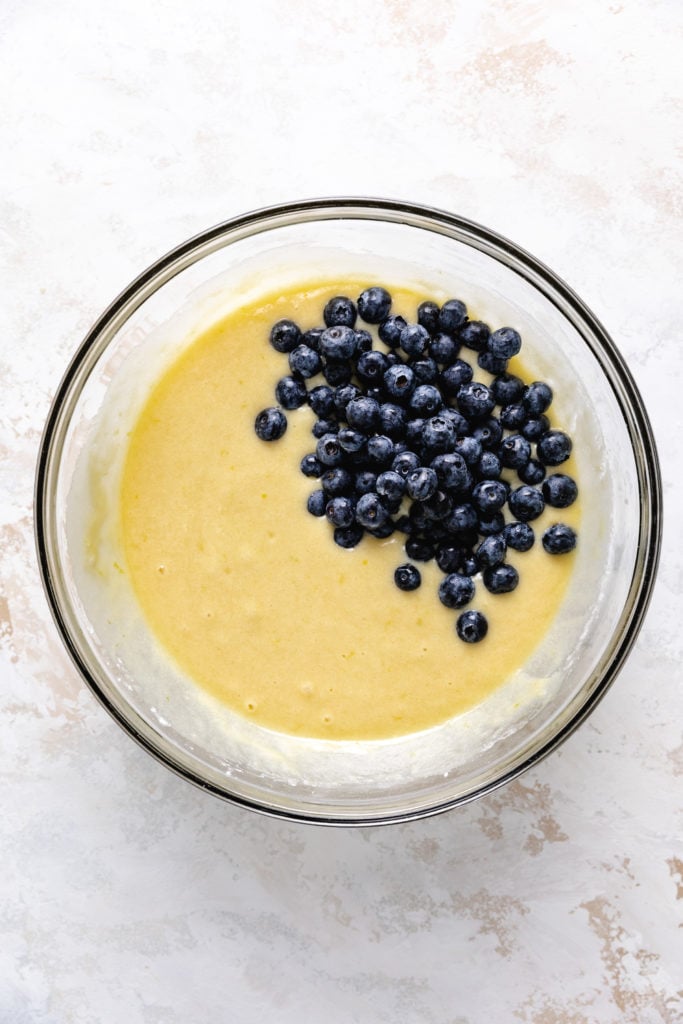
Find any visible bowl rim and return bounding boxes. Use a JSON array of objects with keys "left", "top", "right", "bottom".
[{"left": 34, "top": 196, "right": 663, "bottom": 826}]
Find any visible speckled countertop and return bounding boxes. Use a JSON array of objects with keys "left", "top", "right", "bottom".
[{"left": 1, "top": 1, "right": 681, "bottom": 1021}]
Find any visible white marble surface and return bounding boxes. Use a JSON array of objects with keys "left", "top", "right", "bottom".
[{"left": 1, "top": 1, "right": 681, "bottom": 1021}]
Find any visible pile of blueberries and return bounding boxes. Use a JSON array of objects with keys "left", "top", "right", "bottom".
[{"left": 254, "top": 287, "right": 578, "bottom": 643}]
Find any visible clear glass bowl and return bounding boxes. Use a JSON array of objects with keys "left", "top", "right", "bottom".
[{"left": 35, "top": 199, "right": 662, "bottom": 825}]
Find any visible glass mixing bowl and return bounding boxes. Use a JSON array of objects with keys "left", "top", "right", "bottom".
[{"left": 35, "top": 199, "right": 662, "bottom": 825}]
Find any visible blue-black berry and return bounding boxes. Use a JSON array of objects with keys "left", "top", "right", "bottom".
[
  {"left": 358, "top": 287, "right": 391, "bottom": 324},
  {"left": 255, "top": 407, "right": 287, "bottom": 441},
  {"left": 438, "top": 573, "right": 475, "bottom": 609},
  {"left": 394, "top": 563, "right": 421, "bottom": 591},
  {"left": 456, "top": 610, "right": 488, "bottom": 643},
  {"left": 542, "top": 523, "right": 577, "bottom": 554},
  {"left": 324, "top": 295, "right": 357, "bottom": 328}
]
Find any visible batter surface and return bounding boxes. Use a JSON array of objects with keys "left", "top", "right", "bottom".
[{"left": 119, "top": 281, "right": 579, "bottom": 740}]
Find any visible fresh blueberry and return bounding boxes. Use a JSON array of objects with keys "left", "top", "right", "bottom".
[
  {"left": 379, "top": 314, "right": 408, "bottom": 348},
  {"left": 323, "top": 295, "right": 357, "bottom": 328},
  {"left": 499, "top": 403, "right": 528, "bottom": 430},
  {"left": 355, "top": 492, "right": 389, "bottom": 529},
  {"left": 300, "top": 453, "right": 322, "bottom": 477},
  {"left": 417, "top": 301, "right": 441, "bottom": 335},
  {"left": 518, "top": 459, "right": 546, "bottom": 485},
  {"left": 453, "top": 435, "right": 483, "bottom": 465},
  {"left": 483, "top": 563, "right": 519, "bottom": 594},
  {"left": 409, "top": 384, "right": 443, "bottom": 416},
  {"left": 269, "top": 319, "right": 301, "bottom": 353},
  {"left": 523, "top": 381, "right": 553, "bottom": 415},
  {"left": 367, "top": 519, "right": 396, "bottom": 539},
  {"left": 354, "top": 470, "right": 378, "bottom": 495},
  {"left": 499, "top": 433, "right": 532, "bottom": 469},
  {"left": 406, "top": 418, "right": 426, "bottom": 446},
  {"left": 503, "top": 521, "right": 535, "bottom": 551},
  {"left": 438, "top": 572, "right": 475, "bottom": 609},
  {"left": 420, "top": 489, "right": 452, "bottom": 521},
  {"left": 322, "top": 360, "right": 353, "bottom": 386},
  {"left": 358, "top": 286, "right": 391, "bottom": 324},
  {"left": 333, "top": 383, "right": 360, "bottom": 417},
  {"left": 429, "top": 332, "right": 459, "bottom": 366},
  {"left": 476, "top": 533, "right": 507, "bottom": 568},
  {"left": 440, "top": 359, "right": 474, "bottom": 396},
  {"left": 321, "top": 467, "right": 354, "bottom": 496},
  {"left": 354, "top": 329, "right": 373, "bottom": 353},
  {"left": 337, "top": 427, "right": 366, "bottom": 453},
  {"left": 438, "top": 299, "right": 468, "bottom": 334},
  {"left": 520, "top": 415, "right": 550, "bottom": 442},
  {"left": 431, "top": 452, "right": 471, "bottom": 492},
  {"left": 394, "top": 563, "right": 422, "bottom": 591},
  {"left": 473, "top": 416, "right": 503, "bottom": 449},
  {"left": 383, "top": 363, "right": 416, "bottom": 402},
  {"left": 308, "top": 384, "right": 335, "bottom": 418},
  {"left": 477, "top": 350, "right": 509, "bottom": 375},
  {"left": 410, "top": 356, "right": 439, "bottom": 384},
  {"left": 392, "top": 450, "right": 421, "bottom": 478},
  {"left": 508, "top": 484, "right": 545, "bottom": 521},
  {"left": 475, "top": 450, "right": 502, "bottom": 479},
  {"left": 302, "top": 327, "right": 323, "bottom": 352},
  {"left": 542, "top": 473, "right": 578, "bottom": 508},
  {"left": 356, "top": 350, "right": 388, "bottom": 386},
  {"left": 446, "top": 502, "right": 479, "bottom": 533},
  {"left": 460, "top": 552, "right": 480, "bottom": 576},
  {"left": 376, "top": 470, "right": 406, "bottom": 503},
  {"left": 366, "top": 435, "right": 395, "bottom": 467},
  {"left": 326, "top": 496, "right": 355, "bottom": 528},
  {"left": 537, "top": 430, "right": 573, "bottom": 466},
  {"left": 405, "top": 536, "right": 437, "bottom": 562},
  {"left": 490, "top": 372, "right": 525, "bottom": 406},
  {"left": 346, "top": 396, "right": 380, "bottom": 433},
  {"left": 440, "top": 407, "right": 470, "bottom": 436},
  {"left": 472, "top": 479, "right": 508, "bottom": 514},
  {"left": 456, "top": 610, "right": 488, "bottom": 643},
  {"left": 478, "top": 512, "right": 506, "bottom": 536},
  {"left": 288, "top": 343, "right": 322, "bottom": 379},
  {"left": 254, "top": 407, "right": 287, "bottom": 441},
  {"left": 406, "top": 466, "right": 439, "bottom": 501},
  {"left": 334, "top": 524, "right": 364, "bottom": 549},
  {"left": 542, "top": 523, "right": 577, "bottom": 554},
  {"left": 422, "top": 415, "right": 456, "bottom": 454},
  {"left": 312, "top": 418, "right": 337, "bottom": 439},
  {"left": 319, "top": 325, "right": 357, "bottom": 360},
  {"left": 315, "top": 432, "right": 344, "bottom": 467},
  {"left": 458, "top": 320, "right": 490, "bottom": 352},
  {"left": 275, "top": 375, "right": 307, "bottom": 409},
  {"left": 400, "top": 323, "right": 431, "bottom": 358},
  {"left": 488, "top": 326, "right": 522, "bottom": 360},
  {"left": 436, "top": 545, "right": 467, "bottom": 573},
  {"left": 457, "top": 381, "right": 495, "bottom": 420},
  {"left": 379, "top": 402, "right": 408, "bottom": 439},
  {"left": 307, "top": 489, "right": 327, "bottom": 517}
]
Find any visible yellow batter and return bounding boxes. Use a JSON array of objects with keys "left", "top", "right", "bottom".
[{"left": 119, "top": 281, "right": 579, "bottom": 740}]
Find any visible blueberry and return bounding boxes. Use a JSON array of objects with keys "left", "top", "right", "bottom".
[
  {"left": 518, "top": 459, "right": 546, "bottom": 485},
  {"left": 460, "top": 552, "right": 480, "bottom": 576},
  {"left": 334, "top": 524, "right": 364, "bottom": 549},
  {"left": 499, "top": 433, "right": 532, "bottom": 469},
  {"left": 333, "top": 383, "right": 360, "bottom": 417},
  {"left": 337, "top": 427, "right": 366, "bottom": 453},
  {"left": 346, "top": 396, "right": 380, "bottom": 432},
  {"left": 503, "top": 521, "right": 535, "bottom": 552},
  {"left": 321, "top": 467, "right": 354, "bottom": 496},
  {"left": 475, "top": 450, "right": 502, "bottom": 479},
  {"left": 326, "top": 496, "right": 355, "bottom": 528},
  {"left": 355, "top": 492, "right": 389, "bottom": 529},
  {"left": 323, "top": 360, "right": 353, "bottom": 386},
  {"left": 316, "top": 432, "right": 344, "bottom": 467},
  {"left": 354, "top": 329, "right": 373, "bottom": 354},
  {"left": 367, "top": 519, "right": 396, "bottom": 539},
  {"left": 508, "top": 484, "right": 545, "bottom": 521},
  {"left": 458, "top": 320, "right": 490, "bottom": 352},
  {"left": 417, "top": 301, "right": 440, "bottom": 335},
  {"left": 410, "top": 356, "right": 439, "bottom": 384},
  {"left": 302, "top": 327, "right": 323, "bottom": 352},
  {"left": 440, "top": 359, "right": 474, "bottom": 396},
  {"left": 478, "top": 511, "right": 506, "bottom": 536},
  {"left": 490, "top": 372, "right": 525, "bottom": 406},
  {"left": 391, "top": 450, "right": 421, "bottom": 479},
  {"left": 456, "top": 610, "right": 488, "bottom": 643},
  {"left": 358, "top": 286, "right": 391, "bottom": 324},
  {"left": 312, "top": 418, "right": 337, "bottom": 438},
  {"left": 438, "top": 572, "right": 475, "bottom": 609},
  {"left": 446, "top": 502, "right": 479, "bottom": 533},
  {"left": 483, "top": 563, "right": 519, "bottom": 594},
  {"left": 394, "top": 563, "right": 422, "bottom": 591},
  {"left": 320, "top": 325, "right": 357, "bottom": 360},
  {"left": 542, "top": 473, "right": 578, "bottom": 508},
  {"left": 537, "top": 430, "right": 573, "bottom": 466},
  {"left": 436, "top": 545, "right": 467, "bottom": 573},
  {"left": 473, "top": 417, "right": 502, "bottom": 449},
  {"left": 542, "top": 523, "right": 577, "bottom": 554},
  {"left": 366, "top": 435, "right": 395, "bottom": 467},
  {"left": 269, "top": 319, "right": 301, "bottom": 353},
  {"left": 400, "top": 323, "right": 431, "bottom": 358},
  {"left": 440, "top": 407, "right": 470, "bottom": 437},
  {"left": 431, "top": 452, "right": 471, "bottom": 492},
  {"left": 421, "top": 489, "right": 452, "bottom": 521},
  {"left": 379, "top": 314, "right": 408, "bottom": 348},
  {"left": 307, "top": 489, "right": 327, "bottom": 517},
  {"left": 429, "top": 332, "right": 459, "bottom": 366},
  {"left": 383, "top": 363, "right": 416, "bottom": 402},
  {"left": 422, "top": 415, "right": 456, "bottom": 454},
  {"left": 288, "top": 343, "right": 322, "bottom": 379},
  {"left": 354, "top": 470, "right": 378, "bottom": 495},
  {"left": 438, "top": 299, "right": 468, "bottom": 334},
  {"left": 409, "top": 384, "right": 443, "bottom": 416},
  {"left": 457, "top": 381, "right": 495, "bottom": 420},
  {"left": 254, "top": 407, "right": 287, "bottom": 441},
  {"left": 406, "top": 418, "right": 426, "bottom": 446},
  {"left": 523, "top": 381, "right": 553, "bottom": 415},
  {"left": 472, "top": 479, "right": 508, "bottom": 514},
  {"left": 406, "top": 466, "right": 439, "bottom": 501},
  {"left": 376, "top": 470, "right": 406, "bottom": 503},
  {"left": 275, "top": 375, "right": 307, "bottom": 409},
  {"left": 308, "top": 384, "right": 335, "bottom": 418},
  {"left": 520, "top": 415, "right": 550, "bottom": 442},
  {"left": 379, "top": 402, "right": 408, "bottom": 439},
  {"left": 405, "top": 536, "right": 436, "bottom": 562},
  {"left": 500, "top": 403, "right": 528, "bottom": 430},
  {"left": 478, "top": 350, "right": 509, "bottom": 376},
  {"left": 356, "top": 350, "right": 388, "bottom": 385},
  {"left": 488, "top": 326, "right": 522, "bottom": 360},
  {"left": 324, "top": 295, "right": 357, "bottom": 328},
  {"left": 477, "top": 533, "right": 507, "bottom": 568},
  {"left": 300, "top": 453, "right": 322, "bottom": 477},
  {"left": 453, "top": 435, "right": 482, "bottom": 465}
]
